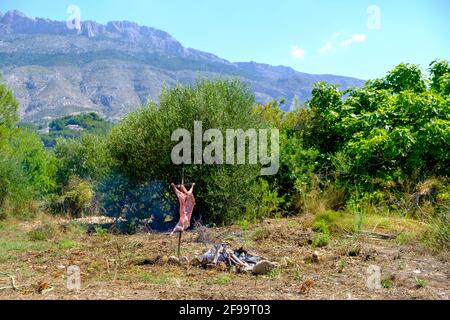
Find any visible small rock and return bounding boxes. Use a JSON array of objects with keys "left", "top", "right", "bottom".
[
  {"left": 252, "top": 260, "right": 277, "bottom": 275},
  {"left": 311, "top": 251, "right": 320, "bottom": 264},
  {"left": 158, "top": 255, "right": 169, "bottom": 265},
  {"left": 168, "top": 256, "right": 180, "bottom": 265},
  {"left": 236, "top": 264, "right": 253, "bottom": 274},
  {"left": 179, "top": 256, "right": 189, "bottom": 265}
]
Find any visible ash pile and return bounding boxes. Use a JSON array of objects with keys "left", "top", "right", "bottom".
[{"left": 194, "top": 244, "right": 278, "bottom": 275}]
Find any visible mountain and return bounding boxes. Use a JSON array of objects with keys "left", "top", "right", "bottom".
[{"left": 0, "top": 10, "right": 365, "bottom": 122}]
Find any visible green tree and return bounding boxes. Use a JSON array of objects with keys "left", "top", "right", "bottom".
[
  {"left": 0, "top": 83, "right": 19, "bottom": 131},
  {"left": 108, "top": 79, "right": 269, "bottom": 224},
  {"left": 0, "top": 84, "right": 56, "bottom": 218},
  {"left": 54, "top": 133, "right": 111, "bottom": 187},
  {"left": 429, "top": 59, "right": 450, "bottom": 95},
  {"left": 9, "top": 129, "right": 57, "bottom": 194},
  {"left": 305, "top": 82, "right": 344, "bottom": 155},
  {"left": 380, "top": 63, "right": 427, "bottom": 93}
]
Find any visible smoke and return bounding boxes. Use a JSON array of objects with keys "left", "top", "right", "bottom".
[{"left": 96, "top": 173, "right": 177, "bottom": 232}]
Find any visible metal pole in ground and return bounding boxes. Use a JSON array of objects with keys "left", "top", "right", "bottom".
[
  {"left": 178, "top": 170, "right": 184, "bottom": 258},
  {"left": 177, "top": 231, "right": 182, "bottom": 258}
]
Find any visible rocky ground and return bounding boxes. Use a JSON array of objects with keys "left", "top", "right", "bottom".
[{"left": 0, "top": 216, "right": 448, "bottom": 300}]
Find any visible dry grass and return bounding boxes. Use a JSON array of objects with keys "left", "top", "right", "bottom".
[{"left": 0, "top": 214, "right": 448, "bottom": 300}]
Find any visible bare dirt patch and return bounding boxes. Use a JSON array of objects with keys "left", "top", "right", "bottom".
[{"left": 0, "top": 217, "right": 448, "bottom": 300}]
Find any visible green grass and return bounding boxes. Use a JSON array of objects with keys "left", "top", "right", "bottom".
[
  {"left": 237, "top": 219, "right": 251, "bottom": 231},
  {"left": 312, "top": 218, "right": 331, "bottom": 247},
  {"left": 58, "top": 239, "right": 77, "bottom": 250},
  {"left": 293, "top": 269, "right": 303, "bottom": 282},
  {"left": 353, "top": 207, "right": 365, "bottom": 233},
  {"left": 312, "top": 209, "right": 435, "bottom": 249},
  {"left": 94, "top": 227, "right": 109, "bottom": 236},
  {"left": 0, "top": 238, "right": 50, "bottom": 263},
  {"left": 337, "top": 260, "right": 347, "bottom": 273},
  {"left": 312, "top": 220, "right": 330, "bottom": 234},
  {"left": 207, "top": 273, "right": 232, "bottom": 285},
  {"left": 0, "top": 219, "right": 81, "bottom": 263},
  {"left": 64, "top": 221, "right": 87, "bottom": 235},
  {"left": 415, "top": 277, "right": 427, "bottom": 288},
  {"left": 268, "top": 267, "right": 283, "bottom": 279},
  {"left": 139, "top": 272, "right": 172, "bottom": 285},
  {"left": 312, "top": 233, "right": 330, "bottom": 247},
  {"left": 27, "top": 224, "right": 57, "bottom": 241},
  {"left": 249, "top": 228, "right": 264, "bottom": 241},
  {"left": 381, "top": 278, "right": 394, "bottom": 289}
]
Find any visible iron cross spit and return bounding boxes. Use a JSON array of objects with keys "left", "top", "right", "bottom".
[{"left": 170, "top": 182, "right": 196, "bottom": 235}]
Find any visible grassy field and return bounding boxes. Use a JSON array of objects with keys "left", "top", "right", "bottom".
[{"left": 0, "top": 213, "right": 448, "bottom": 300}]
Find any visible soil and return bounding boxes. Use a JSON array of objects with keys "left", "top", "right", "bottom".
[{"left": 0, "top": 216, "right": 448, "bottom": 300}]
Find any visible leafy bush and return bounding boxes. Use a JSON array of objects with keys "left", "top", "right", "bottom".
[
  {"left": 312, "top": 232, "right": 329, "bottom": 247},
  {"left": 1, "top": 84, "right": 56, "bottom": 218},
  {"left": 285, "top": 60, "right": 450, "bottom": 217},
  {"left": 50, "top": 177, "right": 95, "bottom": 218},
  {"left": 0, "top": 155, "right": 33, "bottom": 219},
  {"left": 245, "top": 179, "right": 284, "bottom": 222},
  {"left": 54, "top": 134, "right": 111, "bottom": 187},
  {"left": 312, "top": 216, "right": 332, "bottom": 247},
  {"left": 9, "top": 128, "right": 57, "bottom": 194}
]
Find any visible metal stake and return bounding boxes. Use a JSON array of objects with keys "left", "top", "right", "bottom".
[{"left": 177, "top": 231, "right": 182, "bottom": 258}]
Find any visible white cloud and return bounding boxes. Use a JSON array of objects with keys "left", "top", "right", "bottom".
[
  {"left": 291, "top": 45, "right": 307, "bottom": 59},
  {"left": 319, "top": 32, "right": 341, "bottom": 55},
  {"left": 341, "top": 34, "right": 367, "bottom": 47}
]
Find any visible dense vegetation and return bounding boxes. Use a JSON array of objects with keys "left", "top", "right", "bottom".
[
  {"left": 0, "top": 60, "right": 448, "bottom": 247},
  {"left": 20, "top": 112, "right": 113, "bottom": 148},
  {"left": 0, "top": 83, "right": 56, "bottom": 219}
]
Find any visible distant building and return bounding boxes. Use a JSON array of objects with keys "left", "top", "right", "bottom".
[
  {"left": 38, "top": 127, "right": 50, "bottom": 134},
  {"left": 66, "top": 124, "right": 84, "bottom": 131}
]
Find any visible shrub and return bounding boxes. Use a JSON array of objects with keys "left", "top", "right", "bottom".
[
  {"left": 0, "top": 154, "right": 33, "bottom": 219},
  {"left": 53, "top": 177, "right": 95, "bottom": 218},
  {"left": 312, "top": 215, "right": 332, "bottom": 247},
  {"left": 54, "top": 134, "right": 111, "bottom": 187},
  {"left": 312, "top": 233, "right": 330, "bottom": 247},
  {"left": 245, "top": 179, "right": 284, "bottom": 222},
  {"left": 312, "top": 220, "right": 329, "bottom": 234}
]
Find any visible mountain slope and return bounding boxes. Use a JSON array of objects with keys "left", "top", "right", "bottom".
[{"left": 0, "top": 10, "right": 365, "bottom": 121}]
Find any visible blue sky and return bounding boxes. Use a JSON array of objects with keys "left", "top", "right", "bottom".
[{"left": 1, "top": 0, "right": 449, "bottom": 80}]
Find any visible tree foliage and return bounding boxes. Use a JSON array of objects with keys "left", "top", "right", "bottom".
[
  {"left": 108, "top": 79, "right": 268, "bottom": 224},
  {"left": 0, "top": 84, "right": 56, "bottom": 218}
]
